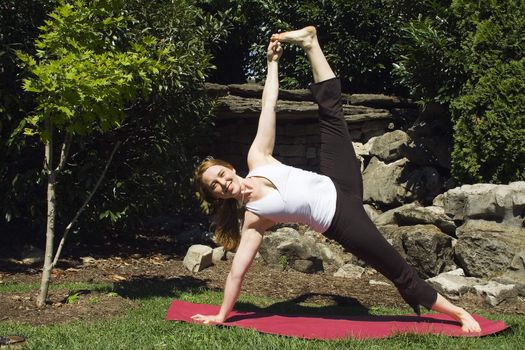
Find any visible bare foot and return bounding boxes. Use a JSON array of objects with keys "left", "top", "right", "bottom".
[
  {"left": 271, "top": 26, "right": 317, "bottom": 50},
  {"left": 455, "top": 309, "right": 482, "bottom": 333}
]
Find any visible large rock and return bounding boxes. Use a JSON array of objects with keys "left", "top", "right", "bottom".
[
  {"left": 401, "top": 225, "right": 455, "bottom": 278},
  {"left": 373, "top": 202, "right": 419, "bottom": 226},
  {"left": 346, "top": 94, "right": 415, "bottom": 108},
  {"left": 212, "top": 247, "right": 227, "bottom": 263},
  {"left": 317, "top": 244, "right": 345, "bottom": 268},
  {"left": 215, "top": 95, "right": 393, "bottom": 123},
  {"left": 363, "top": 157, "right": 441, "bottom": 206},
  {"left": 427, "top": 269, "right": 520, "bottom": 305},
  {"left": 444, "top": 184, "right": 497, "bottom": 221},
  {"left": 426, "top": 269, "right": 484, "bottom": 298},
  {"left": 204, "top": 82, "right": 229, "bottom": 98},
  {"left": 432, "top": 193, "right": 445, "bottom": 207},
  {"left": 352, "top": 142, "right": 370, "bottom": 172},
  {"left": 378, "top": 224, "right": 454, "bottom": 278},
  {"left": 368, "top": 130, "right": 410, "bottom": 162},
  {"left": 290, "top": 258, "right": 322, "bottom": 273},
  {"left": 352, "top": 141, "right": 370, "bottom": 157},
  {"left": 363, "top": 157, "right": 409, "bottom": 206},
  {"left": 499, "top": 250, "right": 525, "bottom": 284},
  {"left": 364, "top": 204, "right": 382, "bottom": 222},
  {"left": 394, "top": 205, "right": 457, "bottom": 236},
  {"left": 227, "top": 84, "right": 314, "bottom": 101},
  {"left": 443, "top": 182, "right": 525, "bottom": 226},
  {"left": 183, "top": 245, "right": 213, "bottom": 272},
  {"left": 454, "top": 220, "right": 525, "bottom": 279},
  {"left": 215, "top": 95, "right": 318, "bottom": 120},
  {"left": 377, "top": 225, "right": 405, "bottom": 254},
  {"left": 343, "top": 107, "right": 392, "bottom": 124},
  {"left": 259, "top": 227, "right": 323, "bottom": 273},
  {"left": 473, "top": 281, "right": 518, "bottom": 306}
]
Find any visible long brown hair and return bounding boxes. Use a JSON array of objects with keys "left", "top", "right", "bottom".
[{"left": 194, "top": 158, "right": 242, "bottom": 251}]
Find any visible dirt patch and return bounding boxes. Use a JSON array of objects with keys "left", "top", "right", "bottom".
[
  {"left": 0, "top": 290, "right": 136, "bottom": 326},
  {"left": 1, "top": 236, "right": 524, "bottom": 326}
]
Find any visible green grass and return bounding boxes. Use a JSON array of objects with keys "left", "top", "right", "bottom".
[{"left": 1, "top": 281, "right": 523, "bottom": 350}]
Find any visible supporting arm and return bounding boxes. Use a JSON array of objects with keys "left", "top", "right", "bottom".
[{"left": 191, "top": 212, "right": 273, "bottom": 324}]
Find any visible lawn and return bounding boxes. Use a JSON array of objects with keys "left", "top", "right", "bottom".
[{"left": 0, "top": 281, "right": 523, "bottom": 350}]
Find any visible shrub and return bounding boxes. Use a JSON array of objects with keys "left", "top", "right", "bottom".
[
  {"left": 451, "top": 59, "right": 525, "bottom": 183},
  {"left": 392, "top": 10, "right": 465, "bottom": 105},
  {"left": 394, "top": 0, "right": 525, "bottom": 183}
]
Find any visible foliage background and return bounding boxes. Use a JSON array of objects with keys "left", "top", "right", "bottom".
[
  {"left": 393, "top": 0, "right": 525, "bottom": 183},
  {"left": 1, "top": 0, "right": 223, "bottom": 246}
]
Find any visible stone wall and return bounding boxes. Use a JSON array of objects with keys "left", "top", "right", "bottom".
[
  {"left": 202, "top": 82, "right": 418, "bottom": 175},
  {"left": 189, "top": 83, "right": 525, "bottom": 303}
]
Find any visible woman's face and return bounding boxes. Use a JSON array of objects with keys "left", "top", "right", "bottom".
[{"left": 201, "top": 165, "right": 242, "bottom": 200}]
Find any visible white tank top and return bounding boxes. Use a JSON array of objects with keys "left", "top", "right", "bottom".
[{"left": 245, "top": 164, "right": 337, "bottom": 233}]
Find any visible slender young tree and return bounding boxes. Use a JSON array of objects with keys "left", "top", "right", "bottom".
[{"left": 17, "top": 0, "right": 172, "bottom": 307}]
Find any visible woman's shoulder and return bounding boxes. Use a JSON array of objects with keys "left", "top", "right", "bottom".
[{"left": 247, "top": 156, "right": 284, "bottom": 175}]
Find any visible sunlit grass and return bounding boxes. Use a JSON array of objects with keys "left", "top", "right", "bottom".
[{"left": 1, "top": 282, "right": 523, "bottom": 350}]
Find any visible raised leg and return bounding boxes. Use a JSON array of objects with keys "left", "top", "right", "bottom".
[
  {"left": 274, "top": 27, "right": 481, "bottom": 333},
  {"left": 272, "top": 26, "right": 335, "bottom": 83},
  {"left": 273, "top": 27, "right": 362, "bottom": 196}
]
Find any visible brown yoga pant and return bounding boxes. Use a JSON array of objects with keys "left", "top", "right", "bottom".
[{"left": 310, "top": 77, "right": 438, "bottom": 313}]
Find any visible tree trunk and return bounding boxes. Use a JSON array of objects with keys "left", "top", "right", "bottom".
[{"left": 37, "top": 122, "right": 56, "bottom": 308}]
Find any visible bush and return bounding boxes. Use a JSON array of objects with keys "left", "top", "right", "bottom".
[
  {"left": 392, "top": 9, "right": 465, "bottom": 105},
  {"left": 393, "top": 0, "right": 525, "bottom": 183},
  {"left": 451, "top": 59, "right": 525, "bottom": 183}
]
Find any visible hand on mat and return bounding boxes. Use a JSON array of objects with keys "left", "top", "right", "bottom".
[{"left": 190, "top": 313, "right": 225, "bottom": 325}]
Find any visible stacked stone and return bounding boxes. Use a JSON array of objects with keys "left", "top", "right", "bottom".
[
  {"left": 201, "top": 83, "right": 418, "bottom": 175},
  {"left": 183, "top": 82, "right": 525, "bottom": 307}
]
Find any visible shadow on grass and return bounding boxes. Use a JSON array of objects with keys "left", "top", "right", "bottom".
[
  {"left": 236, "top": 293, "right": 370, "bottom": 317},
  {"left": 113, "top": 275, "right": 219, "bottom": 299},
  {"left": 229, "top": 293, "right": 462, "bottom": 327},
  {"left": 227, "top": 297, "right": 462, "bottom": 327}
]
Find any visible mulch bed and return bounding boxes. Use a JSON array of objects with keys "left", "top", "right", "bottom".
[{"left": 1, "top": 234, "right": 524, "bottom": 326}]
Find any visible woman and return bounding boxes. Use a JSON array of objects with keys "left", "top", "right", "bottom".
[{"left": 192, "top": 27, "right": 481, "bottom": 333}]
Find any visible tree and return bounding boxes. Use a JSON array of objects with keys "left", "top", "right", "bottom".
[{"left": 16, "top": 0, "right": 213, "bottom": 307}]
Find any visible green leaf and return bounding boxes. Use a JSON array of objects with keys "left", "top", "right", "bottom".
[{"left": 57, "top": 106, "right": 74, "bottom": 118}]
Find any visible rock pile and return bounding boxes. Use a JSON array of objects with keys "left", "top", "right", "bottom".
[{"left": 182, "top": 83, "right": 525, "bottom": 307}]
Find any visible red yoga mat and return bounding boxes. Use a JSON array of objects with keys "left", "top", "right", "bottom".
[{"left": 166, "top": 300, "right": 509, "bottom": 340}]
